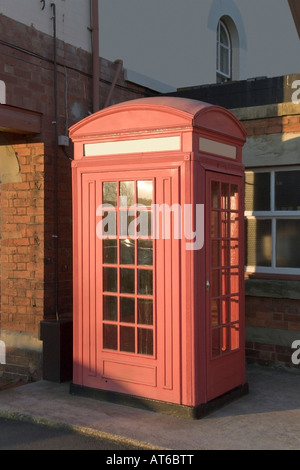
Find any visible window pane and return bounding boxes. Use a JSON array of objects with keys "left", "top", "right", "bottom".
[
  {"left": 103, "top": 239, "right": 117, "bottom": 264},
  {"left": 138, "top": 328, "right": 153, "bottom": 356},
  {"left": 136, "top": 210, "right": 152, "bottom": 237},
  {"left": 211, "top": 181, "right": 219, "bottom": 208},
  {"left": 103, "top": 295, "right": 117, "bottom": 321},
  {"left": 138, "top": 298, "right": 153, "bottom": 325},
  {"left": 220, "top": 22, "right": 229, "bottom": 47},
  {"left": 211, "top": 299, "right": 220, "bottom": 327},
  {"left": 245, "top": 172, "right": 270, "bottom": 211},
  {"left": 120, "top": 239, "right": 135, "bottom": 265},
  {"left": 120, "top": 181, "right": 134, "bottom": 207},
  {"left": 120, "top": 326, "right": 135, "bottom": 353},
  {"left": 120, "top": 297, "right": 135, "bottom": 323},
  {"left": 103, "top": 182, "right": 117, "bottom": 206},
  {"left": 276, "top": 220, "right": 300, "bottom": 267},
  {"left": 220, "top": 46, "right": 229, "bottom": 76},
  {"left": 103, "top": 324, "right": 117, "bottom": 350},
  {"left": 138, "top": 269, "right": 153, "bottom": 296},
  {"left": 212, "top": 328, "right": 220, "bottom": 358},
  {"left": 275, "top": 171, "right": 300, "bottom": 210},
  {"left": 221, "top": 183, "right": 229, "bottom": 209},
  {"left": 246, "top": 219, "right": 272, "bottom": 267},
  {"left": 138, "top": 240, "right": 153, "bottom": 266},
  {"left": 138, "top": 181, "right": 153, "bottom": 206},
  {"left": 103, "top": 267, "right": 117, "bottom": 292},
  {"left": 120, "top": 268, "right": 135, "bottom": 294}
]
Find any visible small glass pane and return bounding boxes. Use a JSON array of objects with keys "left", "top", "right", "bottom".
[
  {"left": 246, "top": 219, "right": 272, "bottom": 267},
  {"left": 276, "top": 220, "right": 300, "bottom": 268},
  {"left": 221, "top": 240, "right": 229, "bottom": 266},
  {"left": 245, "top": 172, "right": 270, "bottom": 211},
  {"left": 230, "top": 296, "right": 239, "bottom": 322},
  {"left": 120, "top": 181, "right": 135, "bottom": 207},
  {"left": 221, "top": 268, "right": 229, "bottom": 295},
  {"left": 138, "top": 181, "right": 153, "bottom": 206},
  {"left": 120, "top": 268, "right": 135, "bottom": 294},
  {"left": 103, "top": 296, "right": 117, "bottom": 321},
  {"left": 120, "top": 297, "right": 135, "bottom": 324},
  {"left": 220, "top": 22, "right": 229, "bottom": 47},
  {"left": 103, "top": 239, "right": 117, "bottom": 264},
  {"left": 103, "top": 267, "right": 117, "bottom": 292},
  {"left": 230, "top": 268, "right": 239, "bottom": 294},
  {"left": 103, "top": 324, "right": 117, "bottom": 350},
  {"left": 138, "top": 240, "right": 153, "bottom": 266},
  {"left": 221, "top": 183, "right": 229, "bottom": 209},
  {"left": 231, "top": 323, "right": 239, "bottom": 350},
  {"left": 211, "top": 240, "right": 220, "bottom": 268},
  {"left": 120, "top": 326, "right": 135, "bottom": 353},
  {"left": 230, "top": 185, "right": 239, "bottom": 210},
  {"left": 275, "top": 171, "right": 300, "bottom": 210},
  {"left": 230, "top": 213, "right": 239, "bottom": 238},
  {"left": 212, "top": 270, "right": 220, "bottom": 297},
  {"left": 138, "top": 269, "right": 153, "bottom": 296},
  {"left": 211, "top": 299, "right": 220, "bottom": 326},
  {"left": 212, "top": 328, "right": 220, "bottom": 358},
  {"left": 103, "top": 182, "right": 117, "bottom": 206},
  {"left": 211, "top": 211, "right": 219, "bottom": 238},
  {"left": 102, "top": 211, "right": 116, "bottom": 237},
  {"left": 230, "top": 240, "right": 239, "bottom": 266},
  {"left": 138, "top": 328, "right": 153, "bottom": 356},
  {"left": 120, "top": 211, "right": 135, "bottom": 238},
  {"left": 222, "top": 298, "right": 229, "bottom": 324},
  {"left": 222, "top": 326, "right": 230, "bottom": 353},
  {"left": 220, "top": 46, "right": 229, "bottom": 76},
  {"left": 136, "top": 210, "right": 152, "bottom": 238},
  {"left": 120, "top": 239, "right": 135, "bottom": 265},
  {"left": 211, "top": 182, "right": 219, "bottom": 209},
  {"left": 138, "top": 298, "right": 153, "bottom": 325},
  {"left": 221, "top": 211, "right": 229, "bottom": 237}
]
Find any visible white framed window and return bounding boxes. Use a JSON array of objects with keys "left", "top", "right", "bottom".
[
  {"left": 217, "top": 20, "right": 232, "bottom": 83},
  {"left": 245, "top": 167, "right": 300, "bottom": 275}
]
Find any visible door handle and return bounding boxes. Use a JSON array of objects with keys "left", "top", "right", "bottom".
[{"left": 206, "top": 280, "right": 210, "bottom": 291}]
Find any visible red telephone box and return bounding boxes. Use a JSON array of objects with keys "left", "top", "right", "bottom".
[{"left": 69, "top": 97, "right": 248, "bottom": 418}]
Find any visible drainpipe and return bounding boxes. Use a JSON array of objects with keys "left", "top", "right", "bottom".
[
  {"left": 91, "top": 0, "right": 100, "bottom": 112},
  {"left": 51, "top": 2, "right": 59, "bottom": 320}
]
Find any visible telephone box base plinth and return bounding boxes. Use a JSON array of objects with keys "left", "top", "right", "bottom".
[{"left": 69, "top": 382, "right": 249, "bottom": 420}]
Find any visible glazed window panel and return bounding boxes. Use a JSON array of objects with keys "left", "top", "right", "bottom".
[
  {"left": 102, "top": 179, "right": 154, "bottom": 356},
  {"left": 245, "top": 168, "right": 300, "bottom": 273}
]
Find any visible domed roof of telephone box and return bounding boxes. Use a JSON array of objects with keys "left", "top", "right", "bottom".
[{"left": 69, "top": 96, "right": 246, "bottom": 143}]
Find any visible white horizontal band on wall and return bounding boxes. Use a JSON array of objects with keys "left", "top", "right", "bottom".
[
  {"left": 199, "top": 137, "right": 237, "bottom": 159},
  {"left": 84, "top": 135, "right": 181, "bottom": 157}
]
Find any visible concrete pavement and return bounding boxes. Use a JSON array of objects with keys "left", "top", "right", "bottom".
[{"left": 0, "top": 363, "right": 300, "bottom": 450}]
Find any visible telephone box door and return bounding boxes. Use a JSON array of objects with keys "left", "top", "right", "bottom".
[
  {"left": 80, "top": 168, "right": 181, "bottom": 403},
  {"left": 206, "top": 171, "right": 245, "bottom": 401}
]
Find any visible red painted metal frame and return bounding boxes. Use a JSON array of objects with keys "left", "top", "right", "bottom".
[{"left": 70, "top": 97, "right": 246, "bottom": 407}]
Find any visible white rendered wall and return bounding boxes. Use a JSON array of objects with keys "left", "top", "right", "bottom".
[
  {"left": 99, "top": 0, "right": 300, "bottom": 88},
  {"left": 0, "top": 0, "right": 92, "bottom": 53}
]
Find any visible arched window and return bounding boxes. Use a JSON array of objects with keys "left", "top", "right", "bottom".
[{"left": 216, "top": 20, "right": 232, "bottom": 83}]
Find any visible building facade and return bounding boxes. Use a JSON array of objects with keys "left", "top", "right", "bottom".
[
  {"left": 172, "top": 74, "right": 300, "bottom": 369},
  {"left": 0, "top": 2, "right": 157, "bottom": 382}
]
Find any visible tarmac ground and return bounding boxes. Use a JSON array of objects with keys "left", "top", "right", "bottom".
[{"left": 0, "top": 363, "right": 300, "bottom": 450}]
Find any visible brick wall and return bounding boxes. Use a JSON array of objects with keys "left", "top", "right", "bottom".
[{"left": 0, "top": 13, "right": 157, "bottom": 382}]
